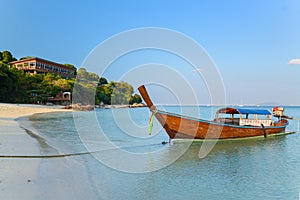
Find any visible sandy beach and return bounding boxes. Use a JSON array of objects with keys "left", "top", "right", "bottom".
[
  {"left": 0, "top": 103, "right": 69, "bottom": 119},
  {"left": 0, "top": 104, "right": 97, "bottom": 199},
  {"left": 0, "top": 104, "right": 65, "bottom": 199}
]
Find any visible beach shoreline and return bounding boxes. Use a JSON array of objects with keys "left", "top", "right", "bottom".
[
  {"left": 0, "top": 103, "right": 76, "bottom": 199},
  {"left": 0, "top": 103, "right": 72, "bottom": 157},
  {"left": 0, "top": 103, "right": 71, "bottom": 119}
]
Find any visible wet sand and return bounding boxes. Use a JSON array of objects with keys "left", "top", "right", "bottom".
[{"left": 0, "top": 103, "right": 98, "bottom": 199}]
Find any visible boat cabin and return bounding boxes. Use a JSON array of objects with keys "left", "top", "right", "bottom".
[{"left": 215, "top": 107, "right": 273, "bottom": 126}]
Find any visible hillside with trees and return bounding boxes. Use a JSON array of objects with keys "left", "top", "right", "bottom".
[{"left": 0, "top": 50, "right": 142, "bottom": 105}]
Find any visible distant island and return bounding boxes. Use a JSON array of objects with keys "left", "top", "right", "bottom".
[{"left": 0, "top": 50, "right": 142, "bottom": 106}]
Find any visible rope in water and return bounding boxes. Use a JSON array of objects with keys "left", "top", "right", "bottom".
[
  {"left": 0, "top": 151, "right": 94, "bottom": 158},
  {"left": 0, "top": 141, "right": 167, "bottom": 159}
]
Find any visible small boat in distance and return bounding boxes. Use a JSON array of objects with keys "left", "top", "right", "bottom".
[{"left": 138, "top": 85, "right": 293, "bottom": 140}]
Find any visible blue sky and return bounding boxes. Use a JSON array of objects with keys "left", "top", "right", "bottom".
[{"left": 1, "top": 0, "right": 300, "bottom": 105}]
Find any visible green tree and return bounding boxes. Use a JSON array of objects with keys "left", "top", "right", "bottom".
[
  {"left": 96, "top": 84, "right": 113, "bottom": 104},
  {"left": 64, "top": 63, "right": 76, "bottom": 69},
  {"left": 73, "top": 82, "right": 96, "bottom": 105},
  {"left": 0, "top": 50, "right": 138, "bottom": 105},
  {"left": 77, "top": 68, "right": 99, "bottom": 82},
  {"left": 64, "top": 64, "right": 77, "bottom": 75},
  {"left": 99, "top": 77, "right": 108, "bottom": 85},
  {"left": 43, "top": 73, "right": 56, "bottom": 85},
  {"left": 0, "top": 62, "right": 8, "bottom": 77},
  {"left": 55, "top": 78, "right": 72, "bottom": 91},
  {"left": 111, "top": 81, "right": 134, "bottom": 105},
  {"left": 0, "top": 63, "right": 27, "bottom": 102},
  {"left": 0, "top": 63, "right": 10, "bottom": 96},
  {"left": 1, "top": 51, "right": 17, "bottom": 63},
  {"left": 130, "top": 94, "right": 142, "bottom": 104},
  {"left": 20, "top": 56, "right": 34, "bottom": 60}
]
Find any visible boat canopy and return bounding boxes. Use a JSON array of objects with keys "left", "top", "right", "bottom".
[{"left": 217, "top": 107, "right": 272, "bottom": 115}]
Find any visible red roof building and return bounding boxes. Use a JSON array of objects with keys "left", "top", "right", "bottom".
[{"left": 9, "top": 57, "right": 76, "bottom": 79}]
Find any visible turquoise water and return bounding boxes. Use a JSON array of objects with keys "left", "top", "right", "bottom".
[{"left": 27, "top": 106, "right": 300, "bottom": 199}]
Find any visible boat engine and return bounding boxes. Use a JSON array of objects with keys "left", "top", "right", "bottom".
[
  {"left": 272, "top": 107, "right": 284, "bottom": 117},
  {"left": 272, "top": 107, "right": 293, "bottom": 119}
]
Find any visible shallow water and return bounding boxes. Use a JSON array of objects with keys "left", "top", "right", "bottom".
[{"left": 27, "top": 106, "right": 300, "bottom": 199}]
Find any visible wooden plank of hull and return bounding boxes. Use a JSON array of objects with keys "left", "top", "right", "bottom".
[{"left": 158, "top": 112, "right": 286, "bottom": 139}]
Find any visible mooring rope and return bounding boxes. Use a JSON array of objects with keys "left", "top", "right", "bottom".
[
  {"left": 148, "top": 110, "right": 158, "bottom": 135},
  {"left": 0, "top": 142, "right": 168, "bottom": 159},
  {"left": 0, "top": 151, "right": 94, "bottom": 158}
]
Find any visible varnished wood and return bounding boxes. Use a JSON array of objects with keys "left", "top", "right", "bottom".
[
  {"left": 138, "top": 85, "right": 176, "bottom": 138},
  {"left": 138, "top": 85, "right": 288, "bottom": 140}
]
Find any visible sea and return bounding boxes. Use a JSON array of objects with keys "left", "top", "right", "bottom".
[{"left": 20, "top": 106, "right": 300, "bottom": 200}]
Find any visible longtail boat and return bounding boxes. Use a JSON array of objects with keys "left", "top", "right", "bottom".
[{"left": 138, "top": 85, "right": 293, "bottom": 140}]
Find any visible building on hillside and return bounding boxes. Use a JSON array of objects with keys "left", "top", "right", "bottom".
[{"left": 9, "top": 57, "right": 76, "bottom": 79}]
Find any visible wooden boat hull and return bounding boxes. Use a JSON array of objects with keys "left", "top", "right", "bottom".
[
  {"left": 138, "top": 85, "right": 288, "bottom": 140},
  {"left": 157, "top": 110, "right": 286, "bottom": 139}
]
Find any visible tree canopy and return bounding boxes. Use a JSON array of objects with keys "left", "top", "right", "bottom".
[
  {"left": 0, "top": 62, "right": 75, "bottom": 103},
  {"left": 1, "top": 51, "right": 17, "bottom": 63},
  {"left": 0, "top": 51, "right": 142, "bottom": 105},
  {"left": 20, "top": 56, "right": 34, "bottom": 60},
  {"left": 64, "top": 64, "right": 77, "bottom": 75}
]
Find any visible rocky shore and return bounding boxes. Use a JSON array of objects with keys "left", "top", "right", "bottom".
[{"left": 63, "top": 103, "right": 146, "bottom": 110}]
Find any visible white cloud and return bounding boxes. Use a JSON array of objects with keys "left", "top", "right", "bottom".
[{"left": 288, "top": 58, "right": 300, "bottom": 65}]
